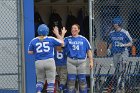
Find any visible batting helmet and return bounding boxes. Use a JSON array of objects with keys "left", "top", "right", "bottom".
[
  {"left": 112, "top": 16, "right": 123, "bottom": 25},
  {"left": 37, "top": 24, "right": 49, "bottom": 36}
]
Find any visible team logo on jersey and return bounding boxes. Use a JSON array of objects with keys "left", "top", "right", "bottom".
[
  {"left": 68, "top": 40, "right": 83, "bottom": 45},
  {"left": 68, "top": 39, "right": 72, "bottom": 42},
  {"left": 112, "top": 37, "right": 123, "bottom": 41}
]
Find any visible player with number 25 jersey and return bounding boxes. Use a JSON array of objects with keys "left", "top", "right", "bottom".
[
  {"left": 28, "top": 36, "right": 62, "bottom": 60},
  {"left": 28, "top": 24, "right": 64, "bottom": 93}
]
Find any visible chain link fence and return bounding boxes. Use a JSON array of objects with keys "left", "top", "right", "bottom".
[
  {"left": 91, "top": 0, "right": 140, "bottom": 93},
  {"left": 0, "top": 0, "right": 22, "bottom": 93}
]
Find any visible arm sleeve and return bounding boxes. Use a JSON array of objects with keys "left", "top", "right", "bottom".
[
  {"left": 85, "top": 39, "right": 92, "bottom": 51},
  {"left": 64, "top": 37, "right": 68, "bottom": 47},
  {"left": 52, "top": 37, "right": 62, "bottom": 46},
  {"left": 28, "top": 41, "right": 34, "bottom": 51},
  {"left": 125, "top": 31, "right": 133, "bottom": 43}
]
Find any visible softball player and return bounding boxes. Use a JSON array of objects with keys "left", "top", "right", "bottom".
[
  {"left": 53, "top": 26, "right": 67, "bottom": 92},
  {"left": 64, "top": 24, "right": 94, "bottom": 93},
  {"left": 107, "top": 16, "right": 132, "bottom": 71},
  {"left": 107, "top": 16, "right": 132, "bottom": 90},
  {"left": 28, "top": 24, "right": 64, "bottom": 93},
  {"left": 54, "top": 46, "right": 67, "bottom": 92}
]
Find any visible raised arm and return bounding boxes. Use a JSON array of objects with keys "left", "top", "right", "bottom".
[{"left": 53, "top": 26, "right": 65, "bottom": 47}]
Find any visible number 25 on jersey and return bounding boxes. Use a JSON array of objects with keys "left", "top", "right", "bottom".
[{"left": 36, "top": 42, "right": 50, "bottom": 53}]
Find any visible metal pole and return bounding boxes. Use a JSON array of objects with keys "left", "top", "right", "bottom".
[
  {"left": 20, "top": 0, "right": 26, "bottom": 92},
  {"left": 89, "top": 0, "right": 94, "bottom": 93},
  {"left": 89, "top": 0, "right": 94, "bottom": 49},
  {"left": 17, "top": 0, "right": 25, "bottom": 92},
  {"left": 90, "top": 68, "right": 94, "bottom": 93},
  {"left": 17, "top": 0, "right": 22, "bottom": 92}
]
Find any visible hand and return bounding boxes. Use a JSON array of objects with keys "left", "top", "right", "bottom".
[
  {"left": 53, "top": 26, "right": 59, "bottom": 35},
  {"left": 61, "top": 27, "right": 67, "bottom": 36},
  {"left": 89, "top": 62, "right": 93, "bottom": 69},
  {"left": 107, "top": 49, "right": 111, "bottom": 56}
]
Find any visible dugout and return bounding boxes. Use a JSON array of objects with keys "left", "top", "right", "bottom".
[
  {"left": 33, "top": 0, "right": 140, "bottom": 72},
  {"left": 34, "top": 0, "right": 140, "bottom": 57},
  {"left": 1, "top": 0, "right": 139, "bottom": 93},
  {"left": 34, "top": 0, "right": 92, "bottom": 92},
  {"left": 34, "top": 0, "right": 90, "bottom": 39},
  {"left": 33, "top": 0, "right": 140, "bottom": 93},
  {"left": 26, "top": 0, "right": 140, "bottom": 92}
]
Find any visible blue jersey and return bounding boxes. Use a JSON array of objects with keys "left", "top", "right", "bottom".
[
  {"left": 64, "top": 35, "right": 91, "bottom": 59},
  {"left": 28, "top": 36, "right": 62, "bottom": 60},
  {"left": 54, "top": 48, "right": 67, "bottom": 66},
  {"left": 109, "top": 29, "right": 132, "bottom": 54}
]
